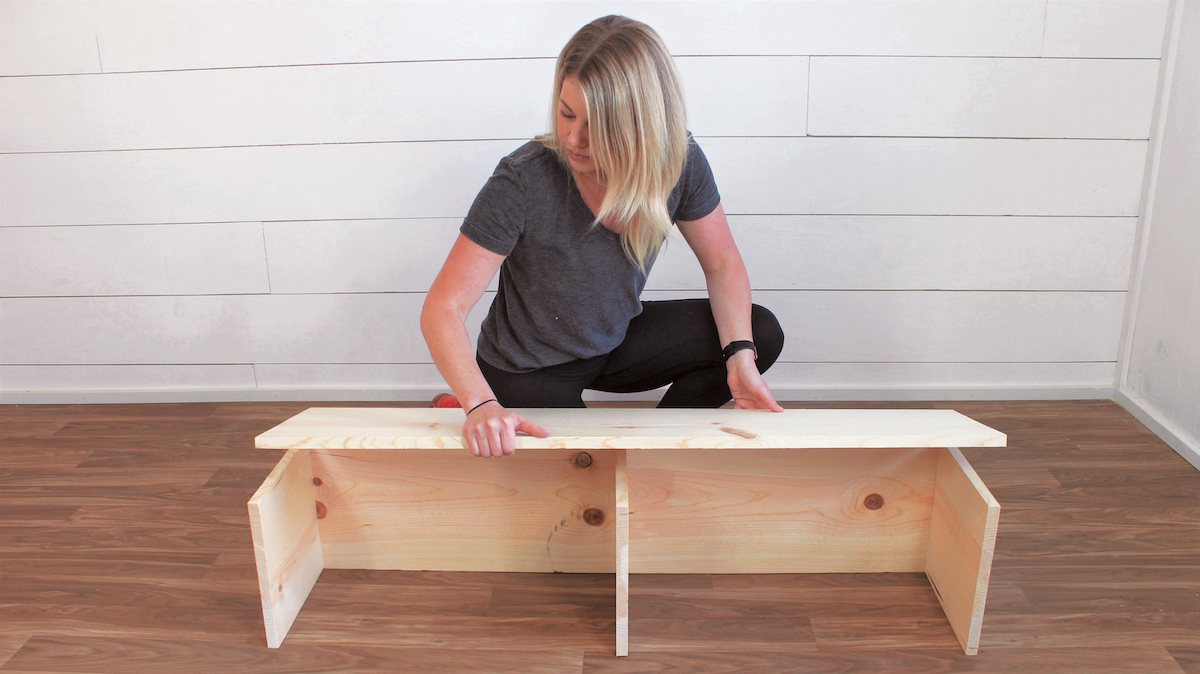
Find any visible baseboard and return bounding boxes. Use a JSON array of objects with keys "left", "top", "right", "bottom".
[
  {"left": 0, "top": 385, "right": 1115, "bottom": 406},
  {"left": 0, "top": 388, "right": 432, "bottom": 405},
  {"left": 1114, "top": 389, "right": 1200, "bottom": 472},
  {"left": 763, "top": 385, "right": 1114, "bottom": 402}
]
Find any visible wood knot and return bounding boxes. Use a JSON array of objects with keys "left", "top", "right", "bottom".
[
  {"left": 864, "top": 493, "right": 884, "bottom": 511},
  {"left": 312, "top": 477, "right": 323, "bottom": 486},
  {"left": 582, "top": 508, "right": 605, "bottom": 526},
  {"left": 573, "top": 452, "right": 593, "bottom": 469},
  {"left": 315, "top": 501, "right": 327, "bottom": 519}
]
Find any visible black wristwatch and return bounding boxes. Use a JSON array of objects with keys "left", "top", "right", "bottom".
[{"left": 722, "top": 340, "right": 757, "bottom": 361}]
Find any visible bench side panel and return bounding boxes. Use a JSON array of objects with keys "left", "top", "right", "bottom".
[
  {"left": 247, "top": 447, "right": 324, "bottom": 648},
  {"left": 310, "top": 448, "right": 616, "bottom": 572},
  {"left": 925, "top": 447, "right": 1001, "bottom": 655}
]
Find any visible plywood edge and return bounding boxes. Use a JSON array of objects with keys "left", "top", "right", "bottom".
[
  {"left": 925, "top": 448, "right": 1000, "bottom": 656},
  {"left": 247, "top": 448, "right": 324, "bottom": 648},
  {"left": 615, "top": 449, "right": 629, "bottom": 657}
]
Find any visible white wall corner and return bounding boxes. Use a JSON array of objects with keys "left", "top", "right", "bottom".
[
  {"left": 1115, "top": 388, "right": 1200, "bottom": 471},
  {"left": 1116, "top": 0, "right": 1187, "bottom": 390}
]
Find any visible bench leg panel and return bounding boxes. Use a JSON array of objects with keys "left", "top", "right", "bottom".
[
  {"left": 925, "top": 447, "right": 1000, "bottom": 655},
  {"left": 615, "top": 449, "right": 629, "bottom": 657},
  {"left": 248, "top": 447, "right": 325, "bottom": 648}
]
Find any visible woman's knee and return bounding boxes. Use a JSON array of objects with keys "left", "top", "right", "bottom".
[{"left": 750, "top": 304, "right": 784, "bottom": 370}]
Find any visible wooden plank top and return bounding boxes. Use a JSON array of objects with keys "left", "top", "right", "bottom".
[{"left": 254, "top": 407, "right": 1007, "bottom": 451}]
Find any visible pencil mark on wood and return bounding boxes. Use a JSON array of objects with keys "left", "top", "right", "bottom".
[{"left": 720, "top": 426, "right": 758, "bottom": 439}]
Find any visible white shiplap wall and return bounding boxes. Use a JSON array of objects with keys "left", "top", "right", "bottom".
[{"left": 0, "top": 0, "right": 1170, "bottom": 402}]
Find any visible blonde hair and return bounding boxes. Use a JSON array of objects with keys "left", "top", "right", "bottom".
[{"left": 538, "top": 15, "right": 689, "bottom": 272}]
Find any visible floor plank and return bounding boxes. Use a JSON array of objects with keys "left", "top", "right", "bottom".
[
  {"left": 0, "top": 636, "right": 29, "bottom": 670},
  {"left": 2, "top": 638, "right": 584, "bottom": 674}
]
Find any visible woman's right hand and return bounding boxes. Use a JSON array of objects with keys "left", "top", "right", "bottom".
[{"left": 462, "top": 400, "right": 550, "bottom": 457}]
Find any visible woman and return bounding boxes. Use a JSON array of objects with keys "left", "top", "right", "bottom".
[{"left": 421, "top": 15, "right": 784, "bottom": 457}]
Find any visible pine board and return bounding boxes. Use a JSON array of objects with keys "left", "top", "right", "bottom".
[{"left": 254, "top": 407, "right": 1007, "bottom": 451}]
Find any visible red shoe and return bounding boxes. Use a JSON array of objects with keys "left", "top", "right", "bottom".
[{"left": 430, "top": 393, "right": 461, "bottom": 408}]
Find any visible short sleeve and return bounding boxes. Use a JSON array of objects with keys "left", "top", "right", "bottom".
[
  {"left": 460, "top": 157, "right": 526, "bottom": 256},
  {"left": 671, "top": 137, "right": 722, "bottom": 222}
]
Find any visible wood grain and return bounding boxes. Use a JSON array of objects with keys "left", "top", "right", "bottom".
[
  {"left": 628, "top": 448, "right": 939, "bottom": 574},
  {"left": 1, "top": 400, "right": 1197, "bottom": 672},
  {"left": 308, "top": 448, "right": 615, "bottom": 573}
]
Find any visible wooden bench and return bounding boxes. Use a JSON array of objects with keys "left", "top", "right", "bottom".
[{"left": 249, "top": 407, "right": 1005, "bottom": 655}]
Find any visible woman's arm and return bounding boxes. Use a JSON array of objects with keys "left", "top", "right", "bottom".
[
  {"left": 676, "top": 204, "right": 783, "bottom": 412},
  {"left": 421, "top": 233, "right": 549, "bottom": 455}
]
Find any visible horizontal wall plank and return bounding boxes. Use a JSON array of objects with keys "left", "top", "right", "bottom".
[
  {"left": 764, "top": 361, "right": 1117, "bottom": 389},
  {"left": 808, "top": 57, "right": 1160, "bottom": 139},
  {"left": 1043, "top": 0, "right": 1171, "bottom": 58},
  {"left": 0, "top": 294, "right": 486, "bottom": 366},
  {"left": 0, "top": 365, "right": 257, "bottom": 392},
  {"left": 0, "top": 291, "right": 1126, "bottom": 366},
  {"left": 261, "top": 215, "right": 1135, "bottom": 295},
  {"left": 0, "top": 60, "right": 554, "bottom": 153},
  {"left": 0, "top": 137, "right": 1148, "bottom": 227},
  {"left": 0, "top": 56, "right": 802, "bottom": 154},
  {"left": 253, "top": 363, "right": 446, "bottom": 390},
  {"left": 0, "top": 140, "right": 523, "bottom": 227},
  {"left": 0, "top": 223, "right": 270, "bottom": 297},
  {"left": 651, "top": 215, "right": 1137, "bottom": 292},
  {"left": 88, "top": 1, "right": 1048, "bottom": 75},
  {"left": 676, "top": 56, "right": 808, "bottom": 137},
  {"left": 0, "top": 0, "right": 101, "bottom": 76},
  {"left": 717, "top": 289, "right": 1127, "bottom": 363},
  {"left": 702, "top": 137, "right": 1149, "bottom": 216},
  {"left": 0, "top": 362, "right": 1116, "bottom": 396},
  {"left": 3, "top": 1, "right": 1166, "bottom": 77},
  {"left": 263, "top": 219, "right": 463, "bottom": 295}
]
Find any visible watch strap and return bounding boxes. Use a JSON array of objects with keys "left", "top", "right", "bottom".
[{"left": 722, "top": 340, "right": 757, "bottom": 361}]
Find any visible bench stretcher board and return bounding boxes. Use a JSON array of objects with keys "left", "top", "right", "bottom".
[{"left": 249, "top": 408, "right": 1005, "bottom": 655}]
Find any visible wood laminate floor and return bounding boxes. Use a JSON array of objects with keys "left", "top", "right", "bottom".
[{"left": 1, "top": 400, "right": 1197, "bottom": 673}]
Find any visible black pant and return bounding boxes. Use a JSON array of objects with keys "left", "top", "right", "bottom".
[{"left": 477, "top": 299, "right": 784, "bottom": 408}]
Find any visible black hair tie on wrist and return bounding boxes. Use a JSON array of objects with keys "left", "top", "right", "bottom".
[
  {"left": 722, "top": 340, "right": 757, "bottom": 361},
  {"left": 467, "top": 399, "right": 498, "bottom": 415}
]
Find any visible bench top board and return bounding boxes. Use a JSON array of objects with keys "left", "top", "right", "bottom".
[{"left": 255, "top": 407, "right": 1007, "bottom": 451}]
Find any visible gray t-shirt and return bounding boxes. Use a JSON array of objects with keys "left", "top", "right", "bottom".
[{"left": 461, "top": 138, "right": 721, "bottom": 373}]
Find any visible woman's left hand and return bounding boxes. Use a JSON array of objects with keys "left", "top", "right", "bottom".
[{"left": 726, "top": 349, "right": 784, "bottom": 412}]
